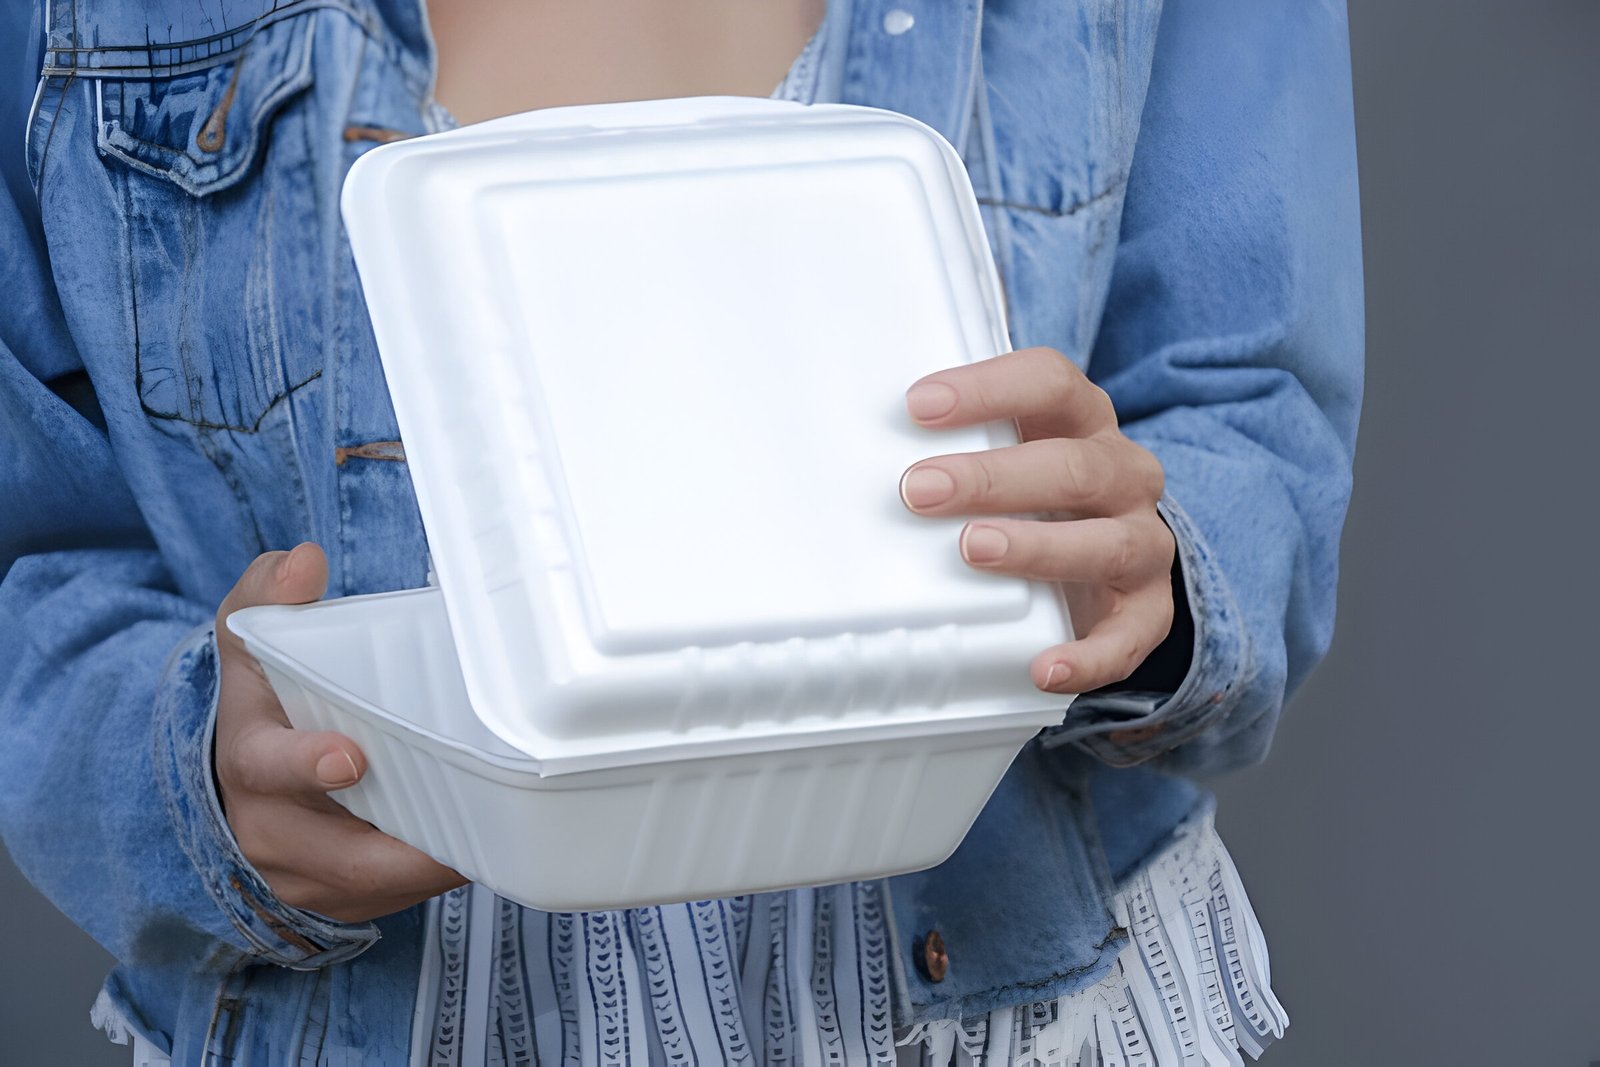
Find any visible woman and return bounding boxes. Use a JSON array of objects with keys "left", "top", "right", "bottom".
[{"left": 0, "top": 0, "right": 1362, "bottom": 1062}]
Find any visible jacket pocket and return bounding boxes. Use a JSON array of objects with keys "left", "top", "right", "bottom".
[
  {"left": 94, "top": 13, "right": 327, "bottom": 437},
  {"left": 96, "top": 13, "right": 317, "bottom": 197}
]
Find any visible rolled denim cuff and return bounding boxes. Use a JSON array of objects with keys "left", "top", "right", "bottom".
[
  {"left": 154, "top": 623, "right": 380, "bottom": 969},
  {"left": 1039, "top": 493, "right": 1253, "bottom": 767}
]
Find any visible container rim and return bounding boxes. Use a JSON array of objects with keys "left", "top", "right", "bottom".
[{"left": 227, "top": 591, "right": 1068, "bottom": 779}]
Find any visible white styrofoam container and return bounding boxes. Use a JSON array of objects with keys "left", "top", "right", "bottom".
[
  {"left": 230, "top": 97, "right": 1076, "bottom": 908},
  {"left": 230, "top": 588, "right": 1062, "bottom": 911},
  {"left": 336, "top": 96, "right": 1072, "bottom": 770}
]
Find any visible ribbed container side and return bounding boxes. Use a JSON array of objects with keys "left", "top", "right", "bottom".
[{"left": 267, "top": 663, "right": 1036, "bottom": 911}]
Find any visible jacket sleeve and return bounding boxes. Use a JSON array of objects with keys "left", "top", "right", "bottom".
[
  {"left": 0, "top": 76, "right": 377, "bottom": 974},
  {"left": 1048, "top": 0, "right": 1364, "bottom": 774}
]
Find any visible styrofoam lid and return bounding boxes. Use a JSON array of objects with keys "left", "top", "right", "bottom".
[{"left": 341, "top": 97, "right": 1070, "bottom": 769}]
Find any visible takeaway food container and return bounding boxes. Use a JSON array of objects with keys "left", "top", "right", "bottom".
[{"left": 228, "top": 97, "right": 1074, "bottom": 911}]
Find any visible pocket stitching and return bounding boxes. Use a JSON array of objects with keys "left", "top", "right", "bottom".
[{"left": 95, "top": 16, "right": 317, "bottom": 198}]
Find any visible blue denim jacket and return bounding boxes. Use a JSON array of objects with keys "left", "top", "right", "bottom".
[{"left": 0, "top": 0, "right": 1362, "bottom": 1060}]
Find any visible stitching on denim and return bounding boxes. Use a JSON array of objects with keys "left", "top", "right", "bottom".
[
  {"left": 1070, "top": 492, "right": 1250, "bottom": 765},
  {"left": 119, "top": 163, "right": 326, "bottom": 435},
  {"left": 1163, "top": 497, "right": 1255, "bottom": 747},
  {"left": 24, "top": 65, "right": 53, "bottom": 191},
  {"left": 152, "top": 627, "right": 275, "bottom": 961},
  {"left": 336, "top": 29, "right": 370, "bottom": 131},
  {"left": 97, "top": 16, "right": 317, "bottom": 200},
  {"left": 40, "top": 0, "right": 369, "bottom": 76},
  {"left": 200, "top": 964, "right": 245, "bottom": 1063},
  {"left": 947, "top": 0, "right": 982, "bottom": 158},
  {"left": 203, "top": 702, "right": 381, "bottom": 960},
  {"left": 977, "top": 179, "right": 1126, "bottom": 221},
  {"left": 296, "top": 968, "right": 332, "bottom": 1062},
  {"left": 30, "top": 72, "right": 75, "bottom": 198},
  {"left": 189, "top": 643, "right": 285, "bottom": 958},
  {"left": 230, "top": 878, "right": 324, "bottom": 955}
]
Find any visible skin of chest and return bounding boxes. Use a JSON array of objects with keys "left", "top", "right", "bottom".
[{"left": 425, "top": 0, "right": 826, "bottom": 124}]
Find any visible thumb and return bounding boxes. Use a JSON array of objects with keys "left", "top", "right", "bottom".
[
  {"left": 227, "top": 720, "right": 368, "bottom": 797},
  {"left": 217, "top": 543, "right": 329, "bottom": 653}
]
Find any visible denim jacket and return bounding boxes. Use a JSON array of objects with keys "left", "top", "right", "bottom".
[{"left": 0, "top": 0, "right": 1362, "bottom": 1060}]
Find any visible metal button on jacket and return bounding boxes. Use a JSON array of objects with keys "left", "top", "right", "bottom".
[{"left": 882, "top": 9, "right": 915, "bottom": 35}]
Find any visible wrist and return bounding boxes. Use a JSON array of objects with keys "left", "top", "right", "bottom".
[
  {"left": 1039, "top": 492, "right": 1248, "bottom": 767},
  {"left": 161, "top": 624, "right": 379, "bottom": 967}
]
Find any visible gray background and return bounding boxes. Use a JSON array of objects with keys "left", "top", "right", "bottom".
[{"left": 3, "top": 1, "right": 1597, "bottom": 1064}]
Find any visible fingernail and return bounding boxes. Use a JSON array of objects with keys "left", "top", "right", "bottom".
[
  {"left": 1043, "top": 662, "right": 1071, "bottom": 691},
  {"left": 961, "top": 524, "right": 1009, "bottom": 564},
  {"left": 276, "top": 548, "right": 296, "bottom": 582},
  {"left": 906, "top": 381, "right": 958, "bottom": 421},
  {"left": 316, "top": 750, "right": 360, "bottom": 789},
  {"left": 899, "top": 466, "right": 956, "bottom": 509}
]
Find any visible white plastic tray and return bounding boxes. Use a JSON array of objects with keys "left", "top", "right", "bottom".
[
  {"left": 229, "top": 588, "right": 1062, "bottom": 911},
  {"left": 337, "top": 97, "right": 1072, "bottom": 769}
]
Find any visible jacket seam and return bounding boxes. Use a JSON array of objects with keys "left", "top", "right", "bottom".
[{"left": 40, "top": 0, "right": 370, "bottom": 77}]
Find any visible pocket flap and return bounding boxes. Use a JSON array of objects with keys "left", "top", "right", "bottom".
[{"left": 97, "top": 13, "right": 316, "bottom": 197}]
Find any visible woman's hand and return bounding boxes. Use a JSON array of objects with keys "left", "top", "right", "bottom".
[
  {"left": 214, "top": 543, "right": 466, "bottom": 922},
  {"left": 901, "top": 348, "right": 1176, "bottom": 695}
]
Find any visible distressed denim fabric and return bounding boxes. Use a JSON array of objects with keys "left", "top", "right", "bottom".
[{"left": 0, "top": 0, "right": 1362, "bottom": 1058}]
